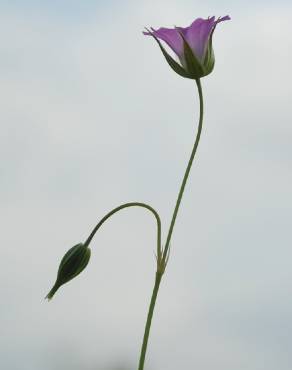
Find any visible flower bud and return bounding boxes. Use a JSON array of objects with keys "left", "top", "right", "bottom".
[{"left": 46, "top": 243, "right": 91, "bottom": 300}]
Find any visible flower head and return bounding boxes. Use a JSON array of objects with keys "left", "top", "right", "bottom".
[
  {"left": 143, "top": 16, "right": 230, "bottom": 79},
  {"left": 46, "top": 243, "right": 91, "bottom": 300}
]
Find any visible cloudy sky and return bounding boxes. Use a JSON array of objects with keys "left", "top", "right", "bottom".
[{"left": 1, "top": 1, "right": 292, "bottom": 369}]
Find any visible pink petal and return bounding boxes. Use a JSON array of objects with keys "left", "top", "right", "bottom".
[{"left": 143, "top": 27, "right": 184, "bottom": 59}]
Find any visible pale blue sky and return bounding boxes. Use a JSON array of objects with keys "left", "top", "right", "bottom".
[{"left": 1, "top": 1, "right": 292, "bottom": 370}]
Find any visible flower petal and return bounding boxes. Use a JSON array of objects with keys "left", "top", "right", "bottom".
[
  {"left": 180, "top": 16, "right": 230, "bottom": 61},
  {"left": 217, "top": 15, "right": 231, "bottom": 23},
  {"left": 143, "top": 27, "right": 184, "bottom": 59},
  {"left": 143, "top": 28, "right": 191, "bottom": 78},
  {"left": 184, "top": 17, "right": 216, "bottom": 61}
]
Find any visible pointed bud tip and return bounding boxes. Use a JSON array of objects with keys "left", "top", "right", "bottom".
[
  {"left": 45, "top": 283, "right": 59, "bottom": 301},
  {"left": 46, "top": 243, "right": 91, "bottom": 302}
]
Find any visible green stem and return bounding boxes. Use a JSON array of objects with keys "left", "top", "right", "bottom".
[
  {"left": 162, "top": 78, "right": 204, "bottom": 262},
  {"left": 137, "top": 78, "right": 204, "bottom": 370},
  {"left": 84, "top": 202, "right": 162, "bottom": 262},
  {"left": 138, "top": 272, "right": 162, "bottom": 370}
]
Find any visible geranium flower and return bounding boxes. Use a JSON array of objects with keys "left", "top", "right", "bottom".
[{"left": 144, "top": 16, "right": 230, "bottom": 79}]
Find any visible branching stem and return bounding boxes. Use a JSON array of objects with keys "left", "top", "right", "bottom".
[
  {"left": 84, "top": 202, "right": 162, "bottom": 263},
  {"left": 138, "top": 78, "right": 204, "bottom": 370}
]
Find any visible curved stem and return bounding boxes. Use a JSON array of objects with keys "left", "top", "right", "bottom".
[
  {"left": 84, "top": 202, "right": 162, "bottom": 261},
  {"left": 137, "top": 79, "right": 204, "bottom": 370},
  {"left": 162, "top": 78, "right": 204, "bottom": 262}
]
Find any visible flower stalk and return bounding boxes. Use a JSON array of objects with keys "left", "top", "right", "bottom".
[
  {"left": 46, "top": 202, "right": 162, "bottom": 300},
  {"left": 84, "top": 202, "right": 162, "bottom": 264},
  {"left": 137, "top": 78, "right": 204, "bottom": 370}
]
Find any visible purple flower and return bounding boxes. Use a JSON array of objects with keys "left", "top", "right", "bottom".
[{"left": 143, "top": 16, "right": 230, "bottom": 79}]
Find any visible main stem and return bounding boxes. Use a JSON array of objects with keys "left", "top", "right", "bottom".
[{"left": 138, "top": 78, "right": 204, "bottom": 370}]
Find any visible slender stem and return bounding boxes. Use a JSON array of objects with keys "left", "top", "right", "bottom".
[
  {"left": 137, "top": 78, "right": 204, "bottom": 370},
  {"left": 84, "top": 202, "right": 162, "bottom": 260},
  {"left": 138, "top": 272, "right": 162, "bottom": 370},
  {"left": 162, "top": 78, "right": 204, "bottom": 262}
]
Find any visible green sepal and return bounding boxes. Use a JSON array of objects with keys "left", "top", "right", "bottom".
[
  {"left": 177, "top": 30, "right": 205, "bottom": 79},
  {"left": 146, "top": 29, "right": 191, "bottom": 79},
  {"left": 46, "top": 243, "right": 91, "bottom": 300},
  {"left": 203, "top": 29, "right": 215, "bottom": 76}
]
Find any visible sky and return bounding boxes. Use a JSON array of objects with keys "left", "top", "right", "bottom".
[{"left": 1, "top": 1, "right": 292, "bottom": 369}]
